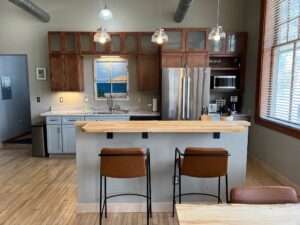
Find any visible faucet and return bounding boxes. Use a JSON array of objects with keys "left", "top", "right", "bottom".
[{"left": 107, "top": 95, "right": 114, "bottom": 112}]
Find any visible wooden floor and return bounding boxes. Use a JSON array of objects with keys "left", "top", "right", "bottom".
[{"left": 0, "top": 148, "right": 283, "bottom": 225}]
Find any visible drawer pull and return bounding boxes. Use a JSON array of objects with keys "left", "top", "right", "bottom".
[
  {"left": 50, "top": 119, "right": 57, "bottom": 122},
  {"left": 68, "top": 120, "right": 76, "bottom": 122}
]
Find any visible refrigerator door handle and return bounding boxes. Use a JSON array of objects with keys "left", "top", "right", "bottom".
[
  {"left": 186, "top": 76, "right": 191, "bottom": 119},
  {"left": 182, "top": 76, "right": 186, "bottom": 119}
]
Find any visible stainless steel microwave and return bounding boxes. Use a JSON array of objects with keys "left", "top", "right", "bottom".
[{"left": 213, "top": 75, "right": 236, "bottom": 89}]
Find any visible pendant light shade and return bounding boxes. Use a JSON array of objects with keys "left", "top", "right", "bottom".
[
  {"left": 100, "top": 5, "right": 113, "bottom": 20},
  {"left": 151, "top": 28, "right": 168, "bottom": 44},
  {"left": 94, "top": 28, "right": 111, "bottom": 44},
  {"left": 209, "top": 0, "right": 226, "bottom": 41},
  {"left": 208, "top": 26, "right": 226, "bottom": 41}
]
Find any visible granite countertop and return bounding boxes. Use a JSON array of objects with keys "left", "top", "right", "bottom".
[{"left": 40, "top": 110, "right": 161, "bottom": 117}]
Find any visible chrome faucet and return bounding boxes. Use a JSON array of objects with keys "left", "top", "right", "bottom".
[{"left": 107, "top": 95, "right": 114, "bottom": 112}]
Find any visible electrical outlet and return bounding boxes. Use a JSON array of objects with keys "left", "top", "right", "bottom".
[
  {"left": 174, "top": 176, "right": 179, "bottom": 185},
  {"left": 59, "top": 97, "right": 63, "bottom": 103},
  {"left": 84, "top": 96, "right": 88, "bottom": 103},
  {"left": 37, "top": 97, "right": 40, "bottom": 103}
]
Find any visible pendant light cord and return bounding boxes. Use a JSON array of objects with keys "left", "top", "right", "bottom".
[
  {"left": 159, "top": 0, "right": 162, "bottom": 27},
  {"left": 99, "top": 0, "right": 102, "bottom": 27},
  {"left": 217, "top": 0, "right": 220, "bottom": 27}
]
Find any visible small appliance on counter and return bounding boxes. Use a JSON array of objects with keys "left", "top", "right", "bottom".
[{"left": 230, "top": 96, "right": 238, "bottom": 114}]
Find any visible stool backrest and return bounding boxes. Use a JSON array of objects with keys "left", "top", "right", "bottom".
[
  {"left": 100, "top": 148, "right": 147, "bottom": 178},
  {"left": 230, "top": 186, "right": 298, "bottom": 204},
  {"left": 181, "top": 147, "right": 229, "bottom": 178}
]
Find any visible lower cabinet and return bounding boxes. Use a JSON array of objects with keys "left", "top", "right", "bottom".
[
  {"left": 47, "top": 125, "right": 63, "bottom": 153},
  {"left": 62, "top": 125, "right": 76, "bottom": 153}
]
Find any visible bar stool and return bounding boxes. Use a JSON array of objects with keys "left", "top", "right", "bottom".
[
  {"left": 98, "top": 147, "right": 152, "bottom": 225},
  {"left": 172, "top": 147, "right": 230, "bottom": 216}
]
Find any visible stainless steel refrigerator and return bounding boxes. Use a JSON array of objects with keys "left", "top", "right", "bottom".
[{"left": 162, "top": 67, "right": 211, "bottom": 120}]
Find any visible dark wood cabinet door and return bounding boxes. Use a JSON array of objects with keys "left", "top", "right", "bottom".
[
  {"left": 225, "top": 32, "right": 247, "bottom": 55},
  {"left": 64, "top": 55, "right": 84, "bottom": 91},
  {"left": 138, "top": 33, "right": 160, "bottom": 54},
  {"left": 63, "top": 32, "right": 79, "bottom": 54},
  {"left": 162, "top": 28, "right": 185, "bottom": 53},
  {"left": 185, "top": 28, "right": 209, "bottom": 52},
  {"left": 48, "top": 32, "right": 63, "bottom": 54},
  {"left": 161, "top": 53, "right": 185, "bottom": 67},
  {"left": 186, "top": 53, "right": 209, "bottom": 67},
  {"left": 49, "top": 54, "right": 64, "bottom": 91},
  {"left": 79, "top": 32, "right": 93, "bottom": 54},
  {"left": 108, "top": 33, "right": 123, "bottom": 54},
  {"left": 124, "top": 32, "right": 138, "bottom": 54},
  {"left": 137, "top": 55, "right": 160, "bottom": 92}
]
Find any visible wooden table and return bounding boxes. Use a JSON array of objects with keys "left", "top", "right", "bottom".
[{"left": 176, "top": 203, "right": 300, "bottom": 225}]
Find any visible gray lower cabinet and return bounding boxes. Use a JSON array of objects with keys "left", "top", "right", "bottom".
[
  {"left": 46, "top": 116, "right": 84, "bottom": 154},
  {"left": 47, "top": 124, "right": 63, "bottom": 153},
  {"left": 62, "top": 125, "right": 76, "bottom": 153}
]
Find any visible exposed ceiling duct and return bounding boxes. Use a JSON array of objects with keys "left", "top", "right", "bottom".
[
  {"left": 174, "top": 0, "right": 193, "bottom": 23},
  {"left": 8, "top": 0, "right": 50, "bottom": 23}
]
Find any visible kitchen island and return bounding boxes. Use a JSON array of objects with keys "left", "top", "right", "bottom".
[{"left": 75, "top": 120, "right": 250, "bottom": 213}]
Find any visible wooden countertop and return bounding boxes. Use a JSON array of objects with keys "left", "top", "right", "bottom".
[
  {"left": 75, "top": 120, "right": 250, "bottom": 133},
  {"left": 176, "top": 203, "right": 300, "bottom": 225}
]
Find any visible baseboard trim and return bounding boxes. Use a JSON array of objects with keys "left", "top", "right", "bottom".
[
  {"left": 77, "top": 202, "right": 172, "bottom": 213},
  {"left": 248, "top": 154, "right": 300, "bottom": 196}
]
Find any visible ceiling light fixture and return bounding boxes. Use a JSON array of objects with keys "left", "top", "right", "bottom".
[
  {"left": 151, "top": 0, "right": 168, "bottom": 44},
  {"left": 94, "top": 28, "right": 111, "bottom": 44},
  {"left": 94, "top": 0, "right": 111, "bottom": 44},
  {"left": 208, "top": 0, "right": 226, "bottom": 42},
  {"left": 99, "top": 1, "right": 113, "bottom": 20}
]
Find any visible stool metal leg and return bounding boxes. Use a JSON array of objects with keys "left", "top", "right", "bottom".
[
  {"left": 146, "top": 166, "right": 149, "bottom": 225},
  {"left": 99, "top": 175, "right": 103, "bottom": 225},
  {"left": 148, "top": 155, "right": 152, "bottom": 218},
  {"left": 225, "top": 174, "right": 229, "bottom": 203},
  {"left": 104, "top": 176, "right": 107, "bottom": 218},
  {"left": 172, "top": 152, "right": 177, "bottom": 217},
  {"left": 179, "top": 165, "right": 182, "bottom": 204},
  {"left": 218, "top": 177, "right": 221, "bottom": 204}
]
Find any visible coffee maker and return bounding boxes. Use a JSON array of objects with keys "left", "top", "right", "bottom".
[{"left": 230, "top": 96, "right": 238, "bottom": 114}]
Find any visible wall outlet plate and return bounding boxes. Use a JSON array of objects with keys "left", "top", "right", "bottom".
[
  {"left": 59, "top": 97, "right": 63, "bottom": 103},
  {"left": 84, "top": 96, "right": 88, "bottom": 103}
]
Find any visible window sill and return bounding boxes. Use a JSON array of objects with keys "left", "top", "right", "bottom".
[{"left": 255, "top": 117, "right": 300, "bottom": 139}]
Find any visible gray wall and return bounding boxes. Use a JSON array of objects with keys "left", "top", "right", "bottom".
[
  {"left": 243, "top": 0, "right": 300, "bottom": 186},
  {"left": 0, "top": 55, "right": 31, "bottom": 141},
  {"left": 0, "top": 0, "right": 246, "bottom": 123}
]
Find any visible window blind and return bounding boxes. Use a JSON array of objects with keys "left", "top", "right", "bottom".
[{"left": 260, "top": 0, "right": 300, "bottom": 129}]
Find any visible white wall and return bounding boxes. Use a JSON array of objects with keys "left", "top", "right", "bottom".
[
  {"left": 243, "top": 0, "right": 300, "bottom": 186},
  {"left": 0, "top": 0, "right": 245, "bottom": 123}
]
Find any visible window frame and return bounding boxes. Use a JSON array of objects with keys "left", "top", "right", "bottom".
[
  {"left": 255, "top": 0, "right": 300, "bottom": 139},
  {"left": 94, "top": 58, "right": 129, "bottom": 101}
]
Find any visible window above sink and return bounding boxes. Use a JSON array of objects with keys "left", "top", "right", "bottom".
[{"left": 94, "top": 57, "right": 129, "bottom": 100}]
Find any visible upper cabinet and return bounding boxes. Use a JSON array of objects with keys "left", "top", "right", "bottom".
[
  {"left": 209, "top": 32, "right": 247, "bottom": 55},
  {"left": 162, "top": 29, "right": 185, "bottom": 52},
  {"left": 79, "top": 32, "right": 94, "bottom": 54},
  {"left": 108, "top": 33, "right": 123, "bottom": 54},
  {"left": 138, "top": 33, "right": 160, "bottom": 54},
  {"left": 48, "top": 32, "right": 79, "bottom": 54},
  {"left": 185, "top": 28, "right": 209, "bottom": 52},
  {"left": 124, "top": 32, "right": 138, "bottom": 54},
  {"left": 48, "top": 32, "right": 62, "bottom": 54}
]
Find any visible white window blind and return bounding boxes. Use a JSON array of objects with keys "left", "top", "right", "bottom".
[{"left": 260, "top": 0, "right": 300, "bottom": 129}]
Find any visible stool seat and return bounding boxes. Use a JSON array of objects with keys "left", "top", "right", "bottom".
[{"left": 101, "top": 148, "right": 147, "bottom": 178}]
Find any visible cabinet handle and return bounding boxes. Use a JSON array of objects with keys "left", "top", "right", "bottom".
[
  {"left": 57, "top": 127, "right": 60, "bottom": 133},
  {"left": 50, "top": 119, "right": 57, "bottom": 122},
  {"left": 69, "top": 120, "right": 76, "bottom": 122}
]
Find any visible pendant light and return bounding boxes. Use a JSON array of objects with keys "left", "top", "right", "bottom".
[
  {"left": 99, "top": 0, "right": 113, "bottom": 20},
  {"left": 151, "top": 0, "right": 168, "bottom": 44},
  {"left": 208, "top": 0, "right": 226, "bottom": 41},
  {"left": 94, "top": 0, "right": 111, "bottom": 44}
]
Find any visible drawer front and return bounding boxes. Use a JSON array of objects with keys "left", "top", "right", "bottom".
[
  {"left": 62, "top": 116, "right": 85, "bottom": 125},
  {"left": 84, "top": 116, "right": 130, "bottom": 121},
  {"left": 46, "top": 117, "right": 62, "bottom": 125}
]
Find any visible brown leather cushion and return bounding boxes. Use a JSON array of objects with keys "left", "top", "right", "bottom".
[
  {"left": 100, "top": 148, "right": 147, "bottom": 178},
  {"left": 181, "top": 147, "right": 228, "bottom": 178},
  {"left": 230, "top": 186, "right": 298, "bottom": 204}
]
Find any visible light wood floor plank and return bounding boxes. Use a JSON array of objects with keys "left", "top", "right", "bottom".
[{"left": 0, "top": 148, "right": 282, "bottom": 225}]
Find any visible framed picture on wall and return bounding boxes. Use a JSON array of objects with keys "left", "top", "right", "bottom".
[{"left": 36, "top": 68, "right": 47, "bottom": 80}]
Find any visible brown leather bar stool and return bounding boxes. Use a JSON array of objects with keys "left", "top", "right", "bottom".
[
  {"left": 172, "top": 147, "right": 230, "bottom": 216},
  {"left": 98, "top": 147, "right": 152, "bottom": 225},
  {"left": 230, "top": 186, "right": 298, "bottom": 204}
]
